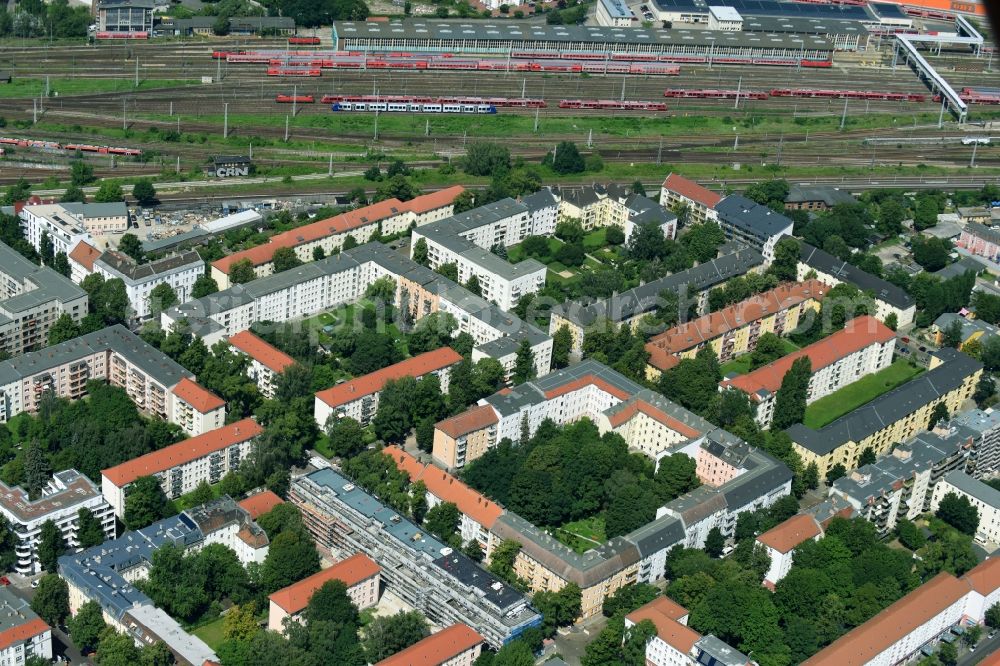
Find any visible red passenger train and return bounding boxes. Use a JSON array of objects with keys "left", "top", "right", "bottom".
[
  {"left": 0, "top": 137, "right": 142, "bottom": 156},
  {"left": 275, "top": 95, "right": 316, "bottom": 103},
  {"left": 266, "top": 67, "right": 322, "bottom": 77},
  {"left": 664, "top": 88, "right": 768, "bottom": 100},
  {"left": 769, "top": 88, "right": 925, "bottom": 101},
  {"left": 558, "top": 99, "right": 667, "bottom": 110},
  {"left": 288, "top": 36, "right": 321, "bottom": 45},
  {"left": 320, "top": 94, "right": 546, "bottom": 108}
]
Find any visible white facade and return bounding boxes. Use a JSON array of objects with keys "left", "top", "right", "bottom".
[
  {"left": 93, "top": 250, "right": 204, "bottom": 320},
  {"left": 930, "top": 471, "right": 1000, "bottom": 549},
  {"left": 18, "top": 204, "right": 93, "bottom": 258},
  {"left": 596, "top": 0, "right": 635, "bottom": 27},
  {"left": 708, "top": 6, "right": 742, "bottom": 30},
  {"left": 0, "top": 470, "right": 115, "bottom": 575}
]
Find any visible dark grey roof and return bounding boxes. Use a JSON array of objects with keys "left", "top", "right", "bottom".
[
  {"left": 0, "top": 324, "right": 191, "bottom": 389},
  {"left": 520, "top": 188, "right": 559, "bottom": 214},
  {"left": 799, "top": 241, "right": 915, "bottom": 309},
  {"left": 434, "top": 552, "right": 527, "bottom": 612},
  {"left": 333, "top": 20, "right": 833, "bottom": 50},
  {"left": 721, "top": 450, "right": 792, "bottom": 511},
  {"left": 96, "top": 250, "right": 203, "bottom": 282},
  {"left": 229, "top": 16, "right": 294, "bottom": 28},
  {"left": 941, "top": 470, "right": 1000, "bottom": 509},
  {"left": 0, "top": 241, "right": 86, "bottom": 317},
  {"left": 695, "top": 635, "right": 753, "bottom": 666},
  {"left": 61, "top": 202, "right": 128, "bottom": 219},
  {"left": 785, "top": 185, "right": 858, "bottom": 206},
  {"left": 716, "top": 194, "right": 796, "bottom": 239},
  {"left": 624, "top": 514, "right": 685, "bottom": 558},
  {"left": 142, "top": 228, "right": 210, "bottom": 254},
  {"left": 963, "top": 222, "right": 1000, "bottom": 247},
  {"left": 213, "top": 155, "right": 251, "bottom": 165},
  {"left": 651, "top": 0, "right": 871, "bottom": 20},
  {"left": 787, "top": 348, "right": 983, "bottom": 456},
  {"left": 0, "top": 588, "right": 43, "bottom": 637},
  {"left": 741, "top": 15, "right": 871, "bottom": 35},
  {"left": 551, "top": 248, "right": 763, "bottom": 328},
  {"left": 933, "top": 256, "right": 986, "bottom": 280}
]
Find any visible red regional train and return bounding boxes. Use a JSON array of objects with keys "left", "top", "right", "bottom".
[{"left": 275, "top": 95, "right": 316, "bottom": 103}]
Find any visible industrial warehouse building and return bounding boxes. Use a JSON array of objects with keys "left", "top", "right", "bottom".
[{"left": 331, "top": 21, "right": 834, "bottom": 61}]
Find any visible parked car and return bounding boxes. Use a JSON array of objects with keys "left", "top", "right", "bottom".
[{"left": 0, "top": 576, "right": 10, "bottom": 586}]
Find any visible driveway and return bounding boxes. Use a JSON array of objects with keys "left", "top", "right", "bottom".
[
  {"left": 551, "top": 614, "right": 608, "bottom": 665},
  {"left": 7, "top": 579, "right": 88, "bottom": 664}
]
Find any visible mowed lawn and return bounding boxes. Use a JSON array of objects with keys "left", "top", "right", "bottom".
[
  {"left": 720, "top": 339, "right": 800, "bottom": 377},
  {"left": 554, "top": 516, "right": 607, "bottom": 554},
  {"left": 803, "top": 359, "right": 925, "bottom": 429},
  {"left": 192, "top": 616, "right": 228, "bottom": 650}
]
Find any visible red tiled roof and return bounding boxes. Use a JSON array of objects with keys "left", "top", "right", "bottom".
[
  {"left": 375, "top": 624, "right": 484, "bottom": 666},
  {"left": 0, "top": 618, "right": 49, "bottom": 652},
  {"left": 963, "top": 557, "right": 1000, "bottom": 596},
  {"left": 69, "top": 240, "right": 101, "bottom": 271},
  {"left": 384, "top": 446, "right": 504, "bottom": 529},
  {"left": 543, "top": 375, "right": 633, "bottom": 402},
  {"left": 228, "top": 330, "right": 296, "bottom": 374},
  {"left": 626, "top": 597, "right": 700, "bottom": 654},
  {"left": 101, "top": 418, "right": 262, "bottom": 487},
  {"left": 435, "top": 405, "right": 498, "bottom": 439},
  {"left": 645, "top": 280, "right": 829, "bottom": 371},
  {"left": 315, "top": 348, "right": 462, "bottom": 409},
  {"left": 662, "top": 173, "right": 722, "bottom": 209},
  {"left": 212, "top": 188, "right": 463, "bottom": 273},
  {"left": 724, "top": 316, "right": 895, "bottom": 400},
  {"left": 756, "top": 514, "right": 822, "bottom": 554},
  {"left": 237, "top": 489, "right": 284, "bottom": 519},
  {"left": 269, "top": 554, "right": 380, "bottom": 614},
  {"left": 605, "top": 399, "right": 702, "bottom": 437},
  {"left": 803, "top": 572, "right": 970, "bottom": 666},
  {"left": 171, "top": 377, "right": 225, "bottom": 413}
]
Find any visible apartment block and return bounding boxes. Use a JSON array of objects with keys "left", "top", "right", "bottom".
[
  {"left": 59, "top": 497, "right": 269, "bottom": 665},
  {"left": 385, "top": 446, "right": 503, "bottom": 549},
  {"left": 645, "top": 280, "right": 828, "bottom": 379},
  {"left": 784, "top": 184, "right": 857, "bottom": 211},
  {"left": 714, "top": 195, "right": 794, "bottom": 263},
  {"left": 548, "top": 248, "right": 763, "bottom": 359},
  {"left": 68, "top": 241, "right": 101, "bottom": 284},
  {"left": 210, "top": 188, "right": 463, "bottom": 288},
  {"left": 170, "top": 377, "right": 226, "bottom": 436},
  {"left": 268, "top": 553, "right": 381, "bottom": 632},
  {"left": 236, "top": 489, "right": 284, "bottom": 519},
  {"left": 165, "top": 243, "right": 552, "bottom": 379},
  {"left": 289, "top": 468, "right": 542, "bottom": 648},
  {"left": 624, "top": 597, "right": 754, "bottom": 666},
  {"left": 227, "top": 330, "right": 295, "bottom": 399},
  {"left": 556, "top": 183, "right": 678, "bottom": 241},
  {"left": 931, "top": 471, "right": 1000, "bottom": 549},
  {"left": 101, "top": 418, "right": 262, "bottom": 518},
  {"left": 723, "top": 315, "right": 896, "bottom": 428},
  {"left": 804, "top": 559, "right": 1000, "bottom": 666},
  {"left": 434, "top": 359, "right": 714, "bottom": 469},
  {"left": 830, "top": 426, "right": 972, "bottom": 537},
  {"left": 756, "top": 514, "right": 823, "bottom": 589},
  {"left": 411, "top": 199, "right": 549, "bottom": 311},
  {"left": 92, "top": 249, "right": 204, "bottom": 320},
  {"left": 798, "top": 240, "right": 917, "bottom": 328},
  {"left": 788, "top": 348, "right": 983, "bottom": 479},
  {"left": 932, "top": 312, "right": 997, "bottom": 350},
  {"left": 0, "top": 588, "right": 51, "bottom": 666},
  {"left": 659, "top": 173, "right": 721, "bottom": 226},
  {"left": 952, "top": 408, "right": 1000, "bottom": 479},
  {"left": 375, "top": 624, "right": 484, "bottom": 666},
  {"left": 0, "top": 241, "right": 88, "bottom": 356},
  {"left": 314, "top": 347, "right": 462, "bottom": 428},
  {"left": 0, "top": 325, "right": 222, "bottom": 432},
  {"left": 19, "top": 203, "right": 128, "bottom": 255},
  {"left": 0, "top": 469, "right": 115, "bottom": 575},
  {"left": 958, "top": 221, "right": 1000, "bottom": 263}
]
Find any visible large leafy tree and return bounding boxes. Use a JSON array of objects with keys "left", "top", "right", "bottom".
[
  {"left": 361, "top": 610, "right": 428, "bottom": 662},
  {"left": 936, "top": 492, "right": 980, "bottom": 536},
  {"left": 76, "top": 507, "right": 106, "bottom": 549},
  {"left": 69, "top": 600, "right": 107, "bottom": 653},
  {"left": 772, "top": 357, "right": 812, "bottom": 429},
  {"left": 31, "top": 574, "right": 69, "bottom": 626},
  {"left": 37, "top": 520, "right": 65, "bottom": 573},
  {"left": 123, "top": 476, "right": 170, "bottom": 530}
]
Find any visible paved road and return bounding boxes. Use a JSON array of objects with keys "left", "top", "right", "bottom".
[
  {"left": 960, "top": 631, "right": 1000, "bottom": 666},
  {"left": 7, "top": 578, "right": 87, "bottom": 664}
]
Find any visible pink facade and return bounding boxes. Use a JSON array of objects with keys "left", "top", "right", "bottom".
[
  {"left": 958, "top": 228, "right": 1000, "bottom": 261},
  {"left": 695, "top": 446, "right": 741, "bottom": 487}
]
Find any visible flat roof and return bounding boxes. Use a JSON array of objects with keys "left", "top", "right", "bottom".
[
  {"left": 601, "top": 0, "right": 635, "bottom": 19},
  {"left": 333, "top": 20, "right": 832, "bottom": 49},
  {"left": 0, "top": 469, "right": 101, "bottom": 524},
  {"left": 651, "top": 0, "right": 871, "bottom": 20}
]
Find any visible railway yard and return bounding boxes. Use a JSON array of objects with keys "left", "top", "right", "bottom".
[{"left": 0, "top": 27, "right": 999, "bottom": 192}]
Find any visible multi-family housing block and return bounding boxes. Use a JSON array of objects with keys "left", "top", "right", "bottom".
[
  {"left": 804, "top": 558, "right": 1000, "bottom": 666},
  {"left": 210, "top": 187, "right": 463, "bottom": 288},
  {"left": 19, "top": 202, "right": 128, "bottom": 255},
  {"left": 59, "top": 496, "right": 269, "bottom": 666},
  {"left": 958, "top": 221, "right": 1000, "bottom": 263},
  {"left": 953, "top": 408, "right": 1000, "bottom": 479},
  {"left": 289, "top": 467, "right": 543, "bottom": 648},
  {"left": 659, "top": 173, "right": 721, "bottom": 226},
  {"left": 314, "top": 347, "right": 462, "bottom": 428},
  {"left": 783, "top": 184, "right": 857, "bottom": 211},
  {"left": 930, "top": 470, "right": 1000, "bottom": 549},
  {"left": 714, "top": 195, "right": 794, "bottom": 263},
  {"left": 0, "top": 469, "right": 115, "bottom": 574},
  {"left": 0, "top": 588, "right": 52, "bottom": 666},
  {"left": 227, "top": 330, "right": 296, "bottom": 399},
  {"left": 163, "top": 243, "right": 552, "bottom": 379},
  {"left": 932, "top": 312, "right": 997, "bottom": 350},
  {"left": 798, "top": 240, "right": 917, "bottom": 327},
  {"left": 0, "top": 325, "right": 224, "bottom": 433},
  {"left": 722, "top": 315, "right": 896, "bottom": 428},
  {"left": 375, "top": 624, "right": 484, "bottom": 666},
  {"left": 644, "top": 280, "right": 828, "bottom": 378},
  {"left": 829, "top": 419, "right": 984, "bottom": 539},
  {"left": 410, "top": 198, "right": 551, "bottom": 311},
  {"left": 624, "top": 596, "right": 754, "bottom": 666},
  {"left": 548, "top": 247, "right": 764, "bottom": 359},
  {"left": 268, "top": 553, "right": 381, "bottom": 632},
  {"left": 756, "top": 514, "right": 823, "bottom": 589},
  {"left": 68, "top": 240, "right": 102, "bottom": 284},
  {"left": 101, "top": 418, "right": 263, "bottom": 518},
  {"left": 556, "top": 183, "right": 678, "bottom": 241},
  {"left": 433, "top": 359, "right": 714, "bottom": 469},
  {"left": 0, "top": 241, "right": 88, "bottom": 356},
  {"left": 787, "top": 348, "right": 982, "bottom": 479},
  {"left": 91, "top": 249, "right": 205, "bottom": 321}
]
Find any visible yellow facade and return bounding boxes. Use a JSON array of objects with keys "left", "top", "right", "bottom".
[
  {"left": 510, "top": 550, "right": 638, "bottom": 621},
  {"left": 791, "top": 368, "right": 981, "bottom": 479}
]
